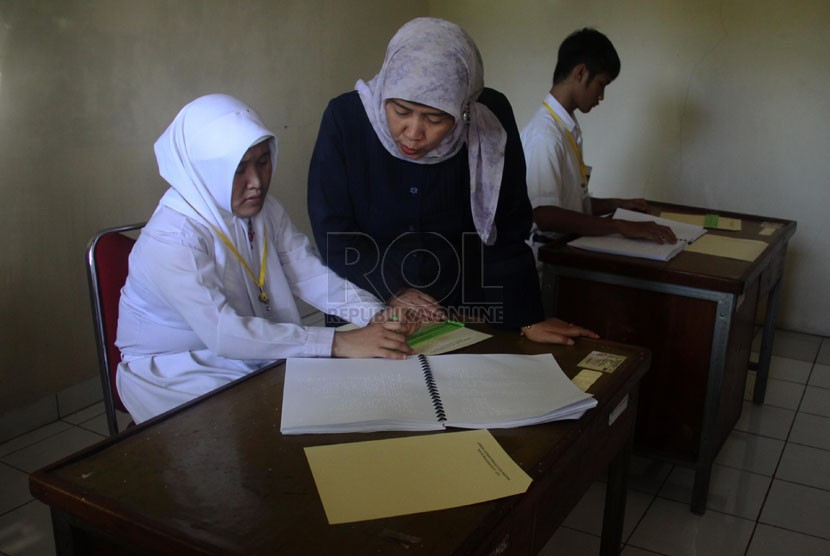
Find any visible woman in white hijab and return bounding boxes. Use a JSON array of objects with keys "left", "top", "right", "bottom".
[
  {"left": 308, "top": 17, "right": 598, "bottom": 344},
  {"left": 117, "top": 94, "right": 415, "bottom": 424}
]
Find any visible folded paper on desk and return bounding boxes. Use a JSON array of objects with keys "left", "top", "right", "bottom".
[
  {"left": 567, "top": 208, "right": 706, "bottom": 262},
  {"left": 305, "top": 429, "right": 532, "bottom": 524},
  {"left": 406, "top": 320, "right": 492, "bottom": 355},
  {"left": 280, "top": 353, "right": 596, "bottom": 434},
  {"left": 660, "top": 211, "right": 742, "bottom": 231}
]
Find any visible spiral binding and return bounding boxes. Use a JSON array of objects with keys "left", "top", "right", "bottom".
[{"left": 418, "top": 354, "right": 447, "bottom": 423}]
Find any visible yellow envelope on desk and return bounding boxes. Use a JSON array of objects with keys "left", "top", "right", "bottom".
[{"left": 305, "top": 429, "right": 532, "bottom": 524}]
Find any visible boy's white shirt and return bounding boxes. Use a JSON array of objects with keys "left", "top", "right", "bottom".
[{"left": 520, "top": 92, "right": 592, "bottom": 244}]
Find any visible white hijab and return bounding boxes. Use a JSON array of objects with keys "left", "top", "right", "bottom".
[
  {"left": 356, "top": 17, "right": 506, "bottom": 245},
  {"left": 154, "top": 94, "right": 277, "bottom": 239},
  {"left": 153, "top": 94, "right": 282, "bottom": 317}
]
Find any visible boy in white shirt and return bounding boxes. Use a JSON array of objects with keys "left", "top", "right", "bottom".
[{"left": 521, "top": 28, "right": 676, "bottom": 264}]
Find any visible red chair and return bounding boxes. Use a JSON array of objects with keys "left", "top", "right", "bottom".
[{"left": 85, "top": 223, "right": 144, "bottom": 435}]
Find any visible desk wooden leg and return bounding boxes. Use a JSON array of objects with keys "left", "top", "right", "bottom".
[
  {"left": 541, "top": 264, "right": 558, "bottom": 318},
  {"left": 50, "top": 508, "right": 129, "bottom": 556},
  {"left": 600, "top": 438, "right": 632, "bottom": 556},
  {"left": 691, "top": 463, "right": 712, "bottom": 515},
  {"left": 753, "top": 278, "right": 782, "bottom": 405},
  {"left": 51, "top": 507, "right": 79, "bottom": 556}
]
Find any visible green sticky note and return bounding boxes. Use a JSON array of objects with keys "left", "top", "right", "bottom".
[{"left": 704, "top": 214, "right": 719, "bottom": 228}]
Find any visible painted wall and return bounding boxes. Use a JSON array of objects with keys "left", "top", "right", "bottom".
[
  {"left": 0, "top": 0, "right": 426, "bottom": 413},
  {"left": 431, "top": 0, "right": 830, "bottom": 335},
  {"left": 2, "top": 0, "right": 828, "bottom": 414}
]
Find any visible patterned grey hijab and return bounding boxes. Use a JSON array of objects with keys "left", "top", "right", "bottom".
[{"left": 356, "top": 17, "right": 506, "bottom": 245}]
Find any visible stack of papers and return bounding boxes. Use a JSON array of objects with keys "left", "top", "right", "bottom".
[{"left": 567, "top": 208, "right": 706, "bottom": 261}]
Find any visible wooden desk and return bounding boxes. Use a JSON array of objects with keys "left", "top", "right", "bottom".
[
  {"left": 539, "top": 202, "right": 796, "bottom": 514},
  {"left": 30, "top": 329, "right": 649, "bottom": 556}
]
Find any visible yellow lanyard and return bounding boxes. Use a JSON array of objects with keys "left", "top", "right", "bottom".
[
  {"left": 211, "top": 221, "right": 270, "bottom": 310},
  {"left": 543, "top": 102, "right": 588, "bottom": 187}
]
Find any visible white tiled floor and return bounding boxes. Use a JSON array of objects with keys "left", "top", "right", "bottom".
[
  {"left": 539, "top": 329, "right": 830, "bottom": 556},
  {"left": 0, "top": 410, "right": 130, "bottom": 556},
  {"left": 1, "top": 330, "right": 828, "bottom": 556}
]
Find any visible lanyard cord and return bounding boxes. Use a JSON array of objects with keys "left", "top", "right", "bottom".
[
  {"left": 211, "top": 221, "right": 270, "bottom": 310},
  {"left": 171, "top": 195, "right": 271, "bottom": 310},
  {"left": 543, "top": 102, "right": 588, "bottom": 187}
]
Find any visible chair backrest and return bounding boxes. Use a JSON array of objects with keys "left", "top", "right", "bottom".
[{"left": 85, "top": 223, "right": 144, "bottom": 435}]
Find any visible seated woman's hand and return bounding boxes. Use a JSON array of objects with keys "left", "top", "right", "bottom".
[
  {"left": 332, "top": 308, "right": 418, "bottom": 359},
  {"left": 387, "top": 288, "right": 446, "bottom": 323},
  {"left": 370, "top": 306, "right": 421, "bottom": 336},
  {"left": 521, "top": 317, "right": 600, "bottom": 346}
]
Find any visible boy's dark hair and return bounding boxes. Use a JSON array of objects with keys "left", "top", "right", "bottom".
[{"left": 553, "top": 28, "right": 620, "bottom": 84}]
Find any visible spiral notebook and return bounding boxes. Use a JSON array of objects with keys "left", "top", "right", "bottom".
[
  {"left": 280, "top": 353, "right": 597, "bottom": 434},
  {"left": 567, "top": 208, "right": 707, "bottom": 262}
]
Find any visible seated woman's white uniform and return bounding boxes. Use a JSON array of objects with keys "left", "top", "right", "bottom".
[{"left": 116, "top": 94, "right": 405, "bottom": 424}]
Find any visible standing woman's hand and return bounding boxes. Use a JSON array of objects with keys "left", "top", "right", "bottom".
[
  {"left": 387, "top": 288, "right": 446, "bottom": 323},
  {"left": 371, "top": 306, "right": 422, "bottom": 335},
  {"left": 521, "top": 318, "right": 599, "bottom": 345}
]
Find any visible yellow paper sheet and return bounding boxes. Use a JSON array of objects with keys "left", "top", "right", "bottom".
[
  {"left": 661, "top": 211, "right": 742, "bottom": 231},
  {"left": 305, "top": 429, "right": 532, "bottom": 524},
  {"left": 712, "top": 217, "right": 742, "bottom": 231},
  {"left": 684, "top": 234, "right": 767, "bottom": 262},
  {"left": 573, "top": 369, "right": 603, "bottom": 392},
  {"left": 660, "top": 211, "right": 705, "bottom": 226}
]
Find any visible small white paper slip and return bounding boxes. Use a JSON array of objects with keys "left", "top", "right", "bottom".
[
  {"left": 609, "top": 395, "right": 629, "bottom": 426},
  {"left": 759, "top": 222, "right": 782, "bottom": 236},
  {"left": 577, "top": 351, "right": 626, "bottom": 373},
  {"left": 572, "top": 369, "right": 603, "bottom": 392}
]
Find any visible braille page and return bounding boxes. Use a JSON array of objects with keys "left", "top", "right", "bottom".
[
  {"left": 432, "top": 353, "right": 596, "bottom": 428},
  {"left": 280, "top": 357, "right": 440, "bottom": 434}
]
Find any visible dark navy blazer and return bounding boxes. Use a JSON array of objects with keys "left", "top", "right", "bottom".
[{"left": 308, "top": 88, "right": 543, "bottom": 328}]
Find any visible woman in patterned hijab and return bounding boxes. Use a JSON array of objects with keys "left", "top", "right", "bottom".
[
  {"left": 356, "top": 17, "right": 505, "bottom": 246},
  {"left": 309, "top": 17, "right": 599, "bottom": 345}
]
